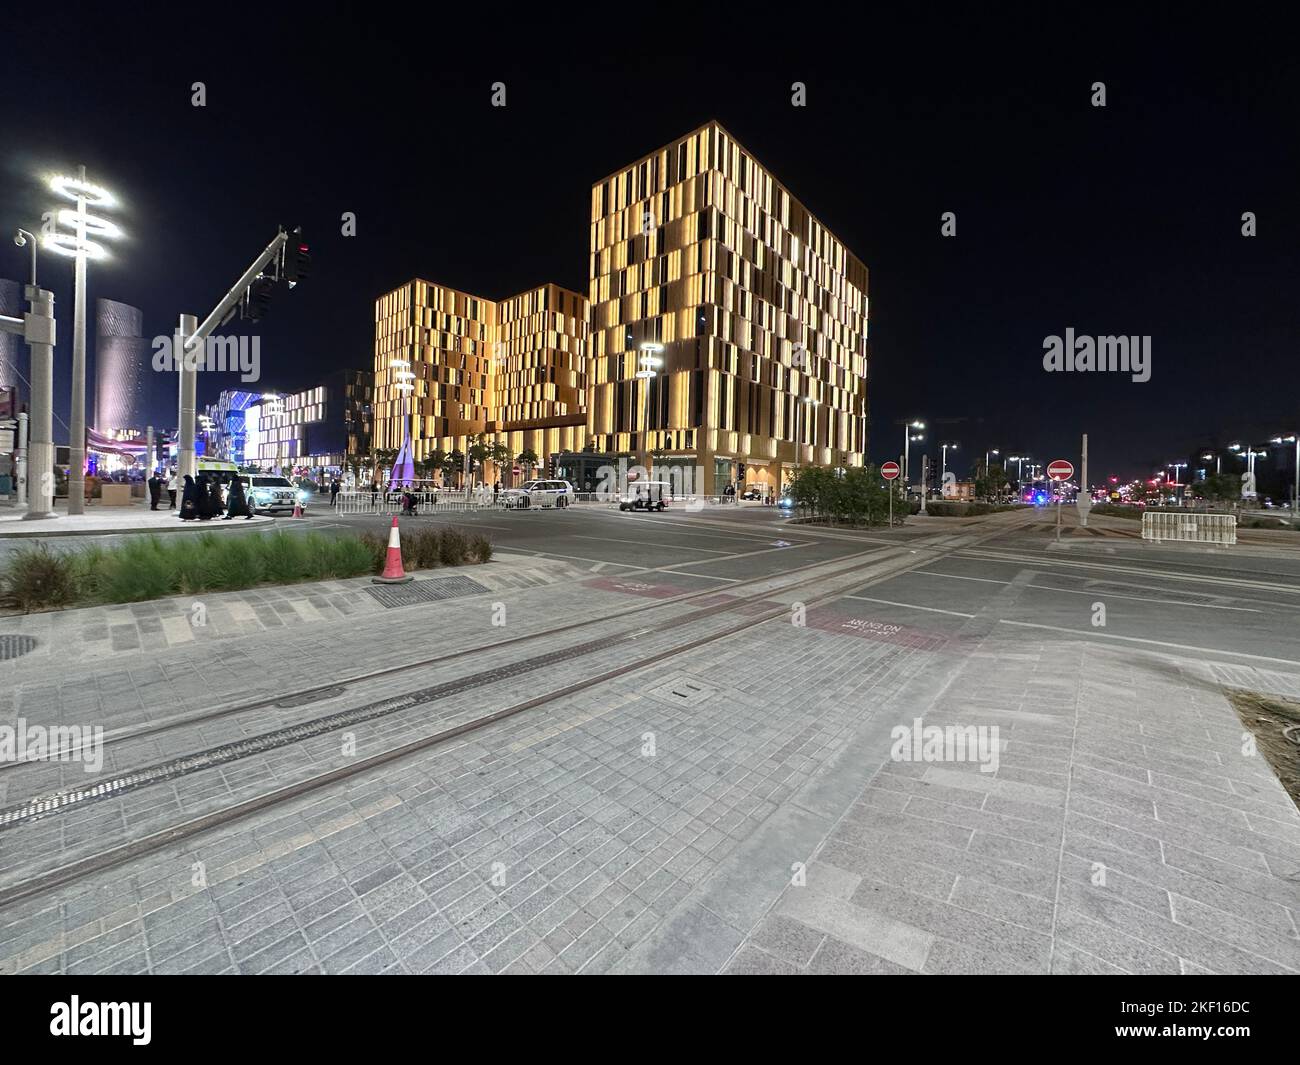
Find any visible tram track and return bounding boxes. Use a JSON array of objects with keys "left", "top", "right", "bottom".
[{"left": 0, "top": 510, "right": 1037, "bottom": 909}]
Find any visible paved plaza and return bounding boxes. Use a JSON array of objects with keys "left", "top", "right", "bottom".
[{"left": 0, "top": 505, "right": 1297, "bottom": 974}]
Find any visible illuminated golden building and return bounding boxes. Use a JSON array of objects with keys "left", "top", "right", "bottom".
[
  {"left": 373, "top": 280, "right": 588, "bottom": 479},
  {"left": 374, "top": 121, "right": 869, "bottom": 492},
  {"left": 587, "top": 120, "right": 869, "bottom": 493}
]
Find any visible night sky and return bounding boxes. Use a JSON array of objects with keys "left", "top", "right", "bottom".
[{"left": 3, "top": 9, "right": 1297, "bottom": 485}]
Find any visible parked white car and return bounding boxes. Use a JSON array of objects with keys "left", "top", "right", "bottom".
[
  {"left": 502, "top": 479, "right": 575, "bottom": 509},
  {"left": 247, "top": 475, "right": 306, "bottom": 514}
]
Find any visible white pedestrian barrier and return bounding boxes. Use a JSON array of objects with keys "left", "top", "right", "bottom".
[{"left": 1141, "top": 511, "right": 1237, "bottom": 545}]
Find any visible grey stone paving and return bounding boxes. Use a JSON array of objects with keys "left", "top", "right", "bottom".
[{"left": 1, "top": 509, "right": 1297, "bottom": 975}]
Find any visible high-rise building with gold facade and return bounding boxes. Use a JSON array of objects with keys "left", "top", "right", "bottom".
[
  {"left": 373, "top": 121, "right": 869, "bottom": 492},
  {"left": 373, "top": 281, "right": 588, "bottom": 477},
  {"left": 587, "top": 120, "right": 869, "bottom": 494}
]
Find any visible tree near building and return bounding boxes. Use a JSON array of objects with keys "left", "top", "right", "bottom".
[
  {"left": 444, "top": 450, "right": 464, "bottom": 487},
  {"left": 516, "top": 448, "right": 539, "bottom": 479}
]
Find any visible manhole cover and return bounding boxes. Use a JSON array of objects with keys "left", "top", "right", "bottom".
[
  {"left": 365, "top": 575, "right": 489, "bottom": 609},
  {"left": 0, "top": 635, "right": 37, "bottom": 661}
]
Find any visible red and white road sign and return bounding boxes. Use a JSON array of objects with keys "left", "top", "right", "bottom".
[
  {"left": 512, "top": 465, "right": 521, "bottom": 475},
  {"left": 1047, "top": 459, "right": 1074, "bottom": 481},
  {"left": 881, "top": 461, "right": 901, "bottom": 481}
]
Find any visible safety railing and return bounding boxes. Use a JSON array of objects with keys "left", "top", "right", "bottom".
[
  {"left": 1141, "top": 510, "right": 1237, "bottom": 545},
  {"left": 334, "top": 491, "right": 509, "bottom": 514}
]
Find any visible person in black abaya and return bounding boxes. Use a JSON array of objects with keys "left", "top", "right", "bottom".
[
  {"left": 207, "top": 477, "right": 226, "bottom": 519},
  {"left": 195, "top": 474, "right": 214, "bottom": 520},
  {"left": 223, "top": 475, "right": 253, "bottom": 520},
  {"left": 179, "top": 475, "right": 200, "bottom": 520}
]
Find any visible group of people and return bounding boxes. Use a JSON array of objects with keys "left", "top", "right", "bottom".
[
  {"left": 146, "top": 469, "right": 181, "bottom": 511},
  {"left": 174, "top": 473, "right": 254, "bottom": 521}
]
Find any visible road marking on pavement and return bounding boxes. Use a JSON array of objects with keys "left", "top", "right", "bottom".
[
  {"left": 842, "top": 594, "right": 976, "bottom": 618},
  {"left": 996, "top": 618, "right": 1300, "bottom": 667},
  {"left": 908, "top": 568, "right": 1264, "bottom": 612},
  {"left": 953, "top": 548, "right": 1300, "bottom": 596},
  {"left": 570, "top": 534, "right": 739, "bottom": 554}
]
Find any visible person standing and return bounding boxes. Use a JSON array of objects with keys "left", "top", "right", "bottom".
[
  {"left": 195, "top": 474, "right": 214, "bottom": 520},
  {"left": 330, "top": 477, "right": 341, "bottom": 507},
  {"left": 224, "top": 474, "right": 253, "bottom": 520},
  {"left": 166, "top": 468, "right": 178, "bottom": 509},
  {"left": 179, "top": 475, "right": 200, "bottom": 520},
  {"left": 207, "top": 477, "right": 226, "bottom": 519},
  {"left": 493, "top": 479, "right": 501, "bottom": 504},
  {"left": 147, "top": 471, "right": 162, "bottom": 510}
]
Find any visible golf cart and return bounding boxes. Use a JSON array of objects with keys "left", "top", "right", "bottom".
[{"left": 619, "top": 481, "right": 671, "bottom": 512}]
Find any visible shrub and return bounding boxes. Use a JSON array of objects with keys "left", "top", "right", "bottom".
[
  {"left": 322, "top": 535, "right": 378, "bottom": 578},
  {"left": 260, "top": 532, "right": 310, "bottom": 583},
  {"left": 469, "top": 533, "right": 493, "bottom": 564},
  {"left": 3, "top": 543, "right": 78, "bottom": 612},
  {"left": 437, "top": 527, "right": 469, "bottom": 566},
  {"left": 404, "top": 527, "right": 443, "bottom": 570},
  {"left": 201, "top": 535, "right": 262, "bottom": 591},
  {"left": 357, "top": 532, "right": 389, "bottom": 573},
  {"left": 94, "top": 536, "right": 176, "bottom": 603}
]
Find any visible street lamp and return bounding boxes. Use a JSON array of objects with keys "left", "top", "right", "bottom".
[
  {"left": 902, "top": 419, "right": 925, "bottom": 488},
  {"left": 940, "top": 442, "right": 959, "bottom": 487},
  {"left": 43, "top": 167, "right": 123, "bottom": 515},
  {"left": 636, "top": 343, "right": 663, "bottom": 474},
  {"left": 1272, "top": 434, "right": 1299, "bottom": 515},
  {"left": 985, "top": 447, "right": 999, "bottom": 473},
  {"left": 1201, "top": 450, "right": 1220, "bottom": 475}
]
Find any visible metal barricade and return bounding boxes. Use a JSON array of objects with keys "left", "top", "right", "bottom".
[{"left": 1141, "top": 510, "right": 1236, "bottom": 545}]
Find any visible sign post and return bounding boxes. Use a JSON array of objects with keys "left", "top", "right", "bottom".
[
  {"left": 1047, "top": 459, "right": 1074, "bottom": 542},
  {"left": 881, "top": 460, "right": 900, "bottom": 526}
]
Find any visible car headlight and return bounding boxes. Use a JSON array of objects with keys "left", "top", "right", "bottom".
[{"left": 297, "top": 490, "right": 308, "bottom": 502}]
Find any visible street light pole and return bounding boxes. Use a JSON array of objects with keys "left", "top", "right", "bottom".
[
  {"left": 44, "top": 168, "right": 123, "bottom": 515},
  {"left": 1272, "top": 435, "right": 1298, "bottom": 516},
  {"left": 636, "top": 343, "right": 663, "bottom": 477},
  {"left": 901, "top": 419, "right": 925, "bottom": 489}
]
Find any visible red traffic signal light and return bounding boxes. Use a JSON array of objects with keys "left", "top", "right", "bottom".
[{"left": 282, "top": 228, "right": 311, "bottom": 283}]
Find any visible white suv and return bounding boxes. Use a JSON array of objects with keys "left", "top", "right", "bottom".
[{"left": 503, "top": 479, "right": 575, "bottom": 509}]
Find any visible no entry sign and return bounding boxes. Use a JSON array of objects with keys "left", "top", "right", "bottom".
[
  {"left": 881, "top": 461, "right": 900, "bottom": 480},
  {"left": 1047, "top": 459, "right": 1074, "bottom": 481}
]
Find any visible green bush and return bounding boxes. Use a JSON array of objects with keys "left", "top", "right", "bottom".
[
  {"left": 95, "top": 536, "right": 176, "bottom": 603},
  {"left": 787, "top": 465, "right": 900, "bottom": 526},
  {"left": 260, "top": 532, "right": 310, "bottom": 583},
  {"left": 2, "top": 543, "right": 78, "bottom": 612},
  {"left": 1, "top": 525, "right": 490, "bottom": 614},
  {"left": 357, "top": 532, "right": 389, "bottom": 573},
  {"left": 404, "top": 527, "right": 443, "bottom": 570},
  {"left": 437, "top": 527, "right": 469, "bottom": 566},
  {"left": 1088, "top": 504, "right": 1143, "bottom": 520}
]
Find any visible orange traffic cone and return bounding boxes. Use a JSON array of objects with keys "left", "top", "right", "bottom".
[{"left": 372, "top": 515, "right": 413, "bottom": 584}]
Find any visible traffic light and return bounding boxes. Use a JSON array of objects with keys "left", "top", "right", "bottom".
[
  {"left": 242, "top": 275, "right": 278, "bottom": 322},
  {"left": 282, "top": 228, "right": 311, "bottom": 283}
]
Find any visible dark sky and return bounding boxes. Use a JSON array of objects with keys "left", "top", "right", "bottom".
[{"left": 3, "top": 7, "right": 1297, "bottom": 484}]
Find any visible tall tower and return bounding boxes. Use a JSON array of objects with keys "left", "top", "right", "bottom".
[{"left": 94, "top": 297, "right": 148, "bottom": 435}]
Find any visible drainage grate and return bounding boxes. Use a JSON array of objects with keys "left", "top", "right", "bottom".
[
  {"left": 365, "top": 575, "right": 489, "bottom": 609},
  {"left": 0, "top": 635, "right": 38, "bottom": 661},
  {"left": 645, "top": 675, "right": 717, "bottom": 708}
]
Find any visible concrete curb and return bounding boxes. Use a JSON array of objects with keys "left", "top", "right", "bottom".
[{"left": 0, "top": 514, "right": 282, "bottom": 539}]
